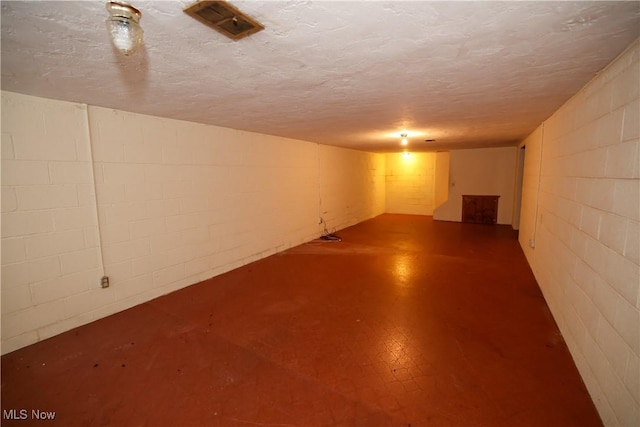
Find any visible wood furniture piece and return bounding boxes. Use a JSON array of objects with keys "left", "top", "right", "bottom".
[{"left": 462, "top": 195, "right": 499, "bottom": 224}]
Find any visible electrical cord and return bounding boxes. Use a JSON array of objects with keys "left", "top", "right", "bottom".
[{"left": 318, "top": 219, "right": 342, "bottom": 242}]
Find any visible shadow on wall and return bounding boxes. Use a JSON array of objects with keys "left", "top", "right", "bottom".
[{"left": 434, "top": 151, "right": 450, "bottom": 211}]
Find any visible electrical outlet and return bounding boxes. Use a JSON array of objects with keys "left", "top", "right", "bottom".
[{"left": 528, "top": 239, "right": 535, "bottom": 248}]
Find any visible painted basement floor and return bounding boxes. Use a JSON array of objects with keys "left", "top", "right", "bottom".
[{"left": 1, "top": 214, "right": 602, "bottom": 427}]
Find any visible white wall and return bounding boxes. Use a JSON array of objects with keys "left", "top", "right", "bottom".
[
  {"left": 519, "top": 40, "right": 639, "bottom": 427},
  {"left": 1, "top": 94, "right": 104, "bottom": 352},
  {"left": 433, "top": 146, "right": 517, "bottom": 224},
  {"left": 319, "top": 144, "right": 385, "bottom": 231},
  {"left": 385, "top": 152, "right": 436, "bottom": 215},
  {"left": 1, "top": 92, "right": 385, "bottom": 354}
]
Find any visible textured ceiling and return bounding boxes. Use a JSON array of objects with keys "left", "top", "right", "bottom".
[{"left": 2, "top": 1, "right": 639, "bottom": 152}]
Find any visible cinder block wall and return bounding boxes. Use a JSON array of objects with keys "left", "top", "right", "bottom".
[
  {"left": 1, "top": 92, "right": 385, "bottom": 354},
  {"left": 319, "top": 144, "right": 386, "bottom": 231},
  {"left": 385, "top": 153, "right": 436, "bottom": 215},
  {"left": 1, "top": 95, "right": 104, "bottom": 352},
  {"left": 519, "top": 40, "right": 639, "bottom": 427}
]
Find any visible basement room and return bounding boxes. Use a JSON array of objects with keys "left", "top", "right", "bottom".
[{"left": 1, "top": 1, "right": 638, "bottom": 426}]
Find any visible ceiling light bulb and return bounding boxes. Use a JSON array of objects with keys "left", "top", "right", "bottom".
[
  {"left": 106, "top": 2, "right": 143, "bottom": 56},
  {"left": 401, "top": 133, "right": 408, "bottom": 146}
]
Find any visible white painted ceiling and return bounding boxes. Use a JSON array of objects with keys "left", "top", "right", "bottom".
[{"left": 2, "top": 1, "right": 639, "bottom": 152}]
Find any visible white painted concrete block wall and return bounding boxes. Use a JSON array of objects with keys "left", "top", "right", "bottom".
[
  {"left": 90, "top": 106, "right": 325, "bottom": 312},
  {"left": 385, "top": 153, "right": 436, "bottom": 215},
  {"left": 1, "top": 93, "right": 104, "bottom": 353},
  {"left": 519, "top": 40, "right": 639, "bottom": 427},
  {"left": 1, "top": 92, "right": 385, "bottom": 354},
  {"left": 318, "top": 144, "right": 385, "bottom": 232}
]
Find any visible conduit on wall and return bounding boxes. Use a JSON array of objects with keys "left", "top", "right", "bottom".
[
  {"left": 529, "top": 122, "right": 545, "bottom": 249},
  {"left": 81, "top": 105, "right": 107, "bottom": 284}
]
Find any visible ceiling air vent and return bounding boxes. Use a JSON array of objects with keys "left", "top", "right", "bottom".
[{"left": 184, "top": 1, "right": 264, "bottom": 40}]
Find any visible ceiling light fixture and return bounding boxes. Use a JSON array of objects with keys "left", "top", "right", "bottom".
[
  {"left": 401, "top": 133, "right": 408, "bottom": 146},
  {"left": 105, "top": 1, "right": 144, "bottom": 56}
]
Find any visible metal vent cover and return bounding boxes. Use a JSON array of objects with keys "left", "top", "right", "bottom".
[{"left": 184, "top": 1, "right": 264, "bottom": 40}]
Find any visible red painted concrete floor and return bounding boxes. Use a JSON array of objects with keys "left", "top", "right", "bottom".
[{"left": 1, "top": 215, "right": 602, "bottom": 427}]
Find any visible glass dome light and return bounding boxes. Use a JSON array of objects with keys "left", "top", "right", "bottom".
[{"left": 105, "top": 1, "right": 143, "bottom": 56}]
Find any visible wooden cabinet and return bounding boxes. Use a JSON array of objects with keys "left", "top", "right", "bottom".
[{"left": 462, "top": 195, "right": 499, "bottom": 225}]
